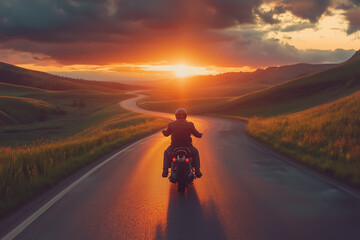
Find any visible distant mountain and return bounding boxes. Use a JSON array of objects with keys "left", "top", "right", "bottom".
[{"left": 0, "top": 62, "right": 142, "bottom": 91}]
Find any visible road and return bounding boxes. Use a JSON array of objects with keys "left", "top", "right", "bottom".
[{"left": 2, "top": 92, "right": 360, "bottom": 240}]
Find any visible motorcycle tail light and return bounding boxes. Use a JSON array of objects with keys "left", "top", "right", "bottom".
[
  {"left": 185, "top": 158, "right": 189, "bottom": 162},
  {"left": 172, "top": 157, "right": 176, "bottom": 162}
]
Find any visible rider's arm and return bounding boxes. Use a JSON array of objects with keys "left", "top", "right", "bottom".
[
  {"left": 190, "top": 122, "right": 202, "bottom": 138},
  {"left": 162, "top": 123, "right": 172, "bottom": 136}
]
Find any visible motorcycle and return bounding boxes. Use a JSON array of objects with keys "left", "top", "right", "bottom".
[{"left": 169, "top": 147, "right": 196, "bottom": 193}]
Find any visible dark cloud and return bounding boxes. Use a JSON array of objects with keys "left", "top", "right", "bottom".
[
  {"left": 252, "top": 0, "right": 331, "bottom": 26},
  {"left": 345, "top": 8, "right": 360, "bottom": 34},
  {"left": 0, "top": 0, "right": 261, "bottom": 43},
  {"left": 203, "top": 0, "right": 261, "bottom": 28},
  {"left": 274, "top": 5, "right": 286, "bottom": 14},
  {"left": 0, "top": 0, "right": 265, "bottom": 65},
  {"left": 280, "top": 0, "right": 331, "bottom": 23},
  {"left": 254, "top": 8, "right": 280, "bottom": 24}
]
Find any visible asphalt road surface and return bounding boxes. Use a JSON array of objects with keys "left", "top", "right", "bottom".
[{"left": 2, "top": 92, "right": 360, "bottom": 240}]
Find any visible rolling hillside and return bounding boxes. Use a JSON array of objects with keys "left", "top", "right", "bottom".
[
  {"left": 149, "top": 62, "right": 335, "bottom": 100},
  {"left": 0, "top": 62, "right": 142, "bottom": 91},
  {"left": 0, "top": 63, "right": 144, "bottom": 143},
  {"left": 196, "top": 50, "right": 360, "bottom": 117},
  {"left": 0, "top": 96, "right": 65, "bottom": 125},
  {"left": 0, "top": 62, "right": 146, "bottom": 128},
  {"left": 138, "top": 62, "right": 337, "bottom": 112},
  {"left": 190, "top": 63, "right": 335, "bottom": 88}
]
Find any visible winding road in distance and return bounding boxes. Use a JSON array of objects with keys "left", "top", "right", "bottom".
[{"left": 2, "top": 91, "right": 360, "bottom": 240}]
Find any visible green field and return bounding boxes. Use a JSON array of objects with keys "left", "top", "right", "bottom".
[
  {"left": 0, "top": 96, "right": 66, "bottom": 125},
  {"left": 138, "top": 96, "right": 231, "bottom": 115},
  {"left": 247, "top": 90, "right": 360, "bottom": 188},
  {"left": 0, "top": 64, "right": 169, "bottom": 216}
]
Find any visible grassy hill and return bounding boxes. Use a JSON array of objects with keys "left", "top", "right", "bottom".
[
  {"left": 189, "top": 63, "right": 335, "bottom": 89},
  {"left": 247, "top": 90, "right": 360, "bottom": 187},
  {"left": 0, "top": 62, "right": 142, "bottom": 91},
  {"left": 140, "top": 52, "right": 360, "bottom": 118},
  {"left": 189, "top": 52, "right": 360, "bottom": 117},
  {"left": 0, "top": 61, "right": 146, "bottom": 129},
  {"left": 0, "top": 96, "right": 65, "bottom": 125},
  {"left": 138, "top": 63, "right": 337, "bottom": 113},
  {"left": 0, "top": 82, "right": 45, "bottom": 96},
  {"left": 147, "top": 62, "right": 335, "bottom": 100}
]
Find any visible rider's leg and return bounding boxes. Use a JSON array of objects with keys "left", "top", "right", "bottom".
[
  {"left": 162, "top": 145, "right": 172, "bottom": 177},
  {"left": 190, "top": 146, "right": 202, "bottom": 178}
]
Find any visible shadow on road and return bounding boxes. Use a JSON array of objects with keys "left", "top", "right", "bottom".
[{"left": 154, "top": 185, "right": 228, "bottom": 240}]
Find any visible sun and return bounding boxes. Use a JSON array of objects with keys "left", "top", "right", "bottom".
[
  {"left": 172, "top": 64, "right": 197, "bottom": 78},
  {"left": 142, "top": 63, "right": 217, "bottom": 78}
]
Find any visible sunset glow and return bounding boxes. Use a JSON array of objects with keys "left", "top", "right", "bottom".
[
  {"left": 15, "top": 63, "right": 252, "bottom": 82},
  {"left": 172, "top": 64, "right": 198, "bottom": 78}
]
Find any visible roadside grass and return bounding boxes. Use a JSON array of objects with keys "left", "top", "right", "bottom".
[
  {"left": 0, "top": 114, "right": 168, "bottom": 216},
  {"left": 246, "top": 90, "right": 360, "bottom": 188},
  {"left": 0, "top": 85, "right": 168, "bottom": 215}
]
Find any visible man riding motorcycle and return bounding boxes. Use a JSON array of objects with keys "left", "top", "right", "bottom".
[{"left": 162, "top": 108, "right": 203, "bottom": 178}]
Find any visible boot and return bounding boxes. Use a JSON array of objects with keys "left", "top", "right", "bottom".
[
  {"left": 162, "top": 169, "right": 168, "bottom": 178},
  {"left": 169, "top": 170, "right": 176, "bottom": 183},
  {"left": 195, "top": 168, "right": 202, "bottom": 178}
]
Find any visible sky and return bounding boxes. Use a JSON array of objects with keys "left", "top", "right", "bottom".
[{"left": 0, "top": 0, "right": 359, "bottom": 82}]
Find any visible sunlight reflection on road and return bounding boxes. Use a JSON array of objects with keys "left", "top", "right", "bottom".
[
  {"left": 120, "top": 91, "right": 236, "bottom": 239},
  {"left": 104, "top": 136, "right": 170, "bottom": 239}
]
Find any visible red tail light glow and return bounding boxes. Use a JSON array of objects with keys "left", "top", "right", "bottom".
[
  {"left": 185, "top": 158, "right": 189, "bottom": 162},
  {"left": 172, "top": 157, "right": 176, "bottom": 162}
]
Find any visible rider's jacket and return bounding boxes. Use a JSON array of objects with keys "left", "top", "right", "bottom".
[{"left": 162, "top": 119, "right": 202, "bottom": 147}]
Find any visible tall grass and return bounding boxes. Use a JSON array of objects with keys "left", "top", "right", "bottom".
[
  {"left": 247, "top": 91, "right": 360, "bottom": 188},
  {"left": 0, "top": 117, "right": 168, "bottom": 215}
]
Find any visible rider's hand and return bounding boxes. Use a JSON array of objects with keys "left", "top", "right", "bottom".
[{"left": 162, "top": 130, "right": 167, "bottom": 135}]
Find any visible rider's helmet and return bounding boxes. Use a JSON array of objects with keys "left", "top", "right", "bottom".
[{"left": 175, "top": 108, "right": 187, "bottom": 120}]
